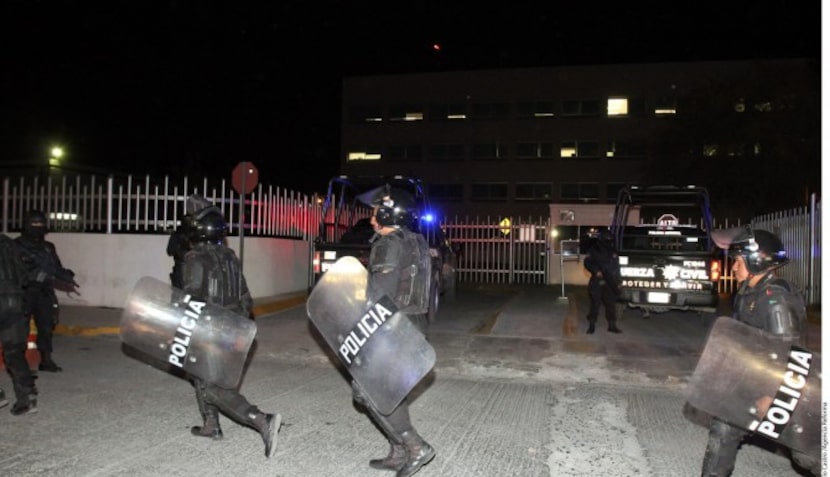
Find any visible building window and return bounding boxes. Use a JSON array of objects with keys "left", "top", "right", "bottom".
[
  {"left": 561, "top": 141, "right": 599, "bottom": 158},
  {"left": 389, "top": 104, "right": 424, "bottom": 122},
  {"left": 429, "top": 144, "right": 466, "bottom": 161},
  {"left": 429, "top": 184, "right": 464, "bottom": 202},
  {"left": 560, "top": 141, "right": 577, "bottom": 158},
  {"left": 516, "top": 142, "right": 555, "bottom": 159},
  {"left": 346, "top": 147, "right": 383, "bottom": 161},
  {"left": 471, "top": 143, "right": 506, "bottom": 161},
  {"left": 562, "top": 99, "right": 601, "bottom": 117},
  {"left": 469, "top": 102, "right": 510, "bottom": 120},
  {"left": 430, "top": 103, "right": 467, "bottom": 121},
  {"left": 387, "top": 145, "right": 422, "bottom": 162},
  {"left": 605, "top": 183, "right": 629, "bottom": 202},
  {"left": 471, "top": 183, "right": 508, "bottom": 201},
  {"left": 753, "top": 101, "right": 773, "bottom": 113},
  {"left": 606, "top": 140, "right": 646, "bottom": 159},
  {"left": 348, "top": 104, "right": 383, "bottom": 123},
  {"left": 655, "top": 97, "right": 677, "bottom": 115},
  {"left": 607, "top": 97, "right": 628, "bottom": 116},
  {"left": 702, "top": 143, "right": 718, "bottom": 157},
  {"left": 560, "top": 182, "right": 599, "bottom": 202},
  {"left": 517, "top": 101, "right": 555, "bottom": 118},
  {"left": 725, "top": 143, "right": 745, "bottom": 157},
  {"left": 516, "top": 183, "right": 553, "bottom": 201}
]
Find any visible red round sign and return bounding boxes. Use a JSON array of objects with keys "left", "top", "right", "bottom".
[{"left": 232, "top": 161, "right": 259, "bottom": 194}]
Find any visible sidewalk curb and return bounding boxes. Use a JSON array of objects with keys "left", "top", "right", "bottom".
[{"left": 53, "top": 294, "right": 309, "bottom": 337}]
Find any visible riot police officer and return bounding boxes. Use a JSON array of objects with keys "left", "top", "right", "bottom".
[
  {"left": 701, "top": 227, "right": 814, "bottom": 476},
  {"left": 583, "top": 229, "right": 622, "bottom": 334},
  {"left": 180, "top": 196, "right": 280, "bottom": 458},
  {"left": 353, "top": 185, "right": 435, "bottom": 477},
  {"left": 0, "top": 234, "right": 38, "bottom": 415},
  {"left": 15, "top": 210, "right": 75, "bottom": 372}
]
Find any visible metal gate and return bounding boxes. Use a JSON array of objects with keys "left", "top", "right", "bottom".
[{"left": 442, "top": 216, "right": 550, "bottom": 285}]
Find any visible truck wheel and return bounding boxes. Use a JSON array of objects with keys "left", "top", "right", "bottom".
[{"left": 427, "top": 270, "right": 440, "bottom": 323}]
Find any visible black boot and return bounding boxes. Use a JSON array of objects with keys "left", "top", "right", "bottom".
[
  {"left": 191, "top": 407, "right": 223, "bottom": 440},
  {"left": 369, "top": 441, "right": 408, "bottom": 471},
  {"left": 10, "top": 393, "right": 37, "bottom": 416},
  {"left": 586, "top": 323, "right": 596, "bottom": 334},
  {"left": 397, "top": 430, "right": 435, "bottom": 477},
  {"left": 608, "top": 325, "right": 622, "bottom": 333},
  {"left": 38, "top": 351, "right": 62, "bottom": 372},
  {"left": 0, "top": 388, "right": 8, "bottom": 409},
  {"left": 252, "top": 411, "right": 280, "bottom": 458}
]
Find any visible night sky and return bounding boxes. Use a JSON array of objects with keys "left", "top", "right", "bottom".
[{"left": 0, "top": 1, "right": 821, "bottom": 195}]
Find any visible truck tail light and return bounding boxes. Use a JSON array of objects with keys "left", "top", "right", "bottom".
[
  {"left": 312, "top": 251, "right": 321, "bottom": 274},
  {"left": 710, "top": 259, "right": 720, "bottom": 282}
]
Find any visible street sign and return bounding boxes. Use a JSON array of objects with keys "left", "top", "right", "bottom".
[{"left": 232, "top": 161, "right": 258, "bottom": 195}]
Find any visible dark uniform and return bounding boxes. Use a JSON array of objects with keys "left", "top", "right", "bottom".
[
  {"left": 180, "top": 198, "right": 279, "bottom": 459},
  {"left": 15, "top": 210, "right": 74, "bottom": 372},
  {"left": 701, "top": 228, "right": 814, "bottom": 476},
  {"left": 352, "top": 185, "right": 435, "bottom": 477},
  {"left": 166, "top": 226, "right": 190, "bottom": 289},
  {"left": 0, "top": 234, "right": 38, "bottom": 415},
  {"left": 583, "top": 230, "right": 622, "bottom": 334}
]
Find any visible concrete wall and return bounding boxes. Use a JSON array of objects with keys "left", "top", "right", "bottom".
[
  {"left": 35, "top": 233, "right": 310, "bottom": 308},
  {"left": 548, "top": 254, "right": 590, "bottom": 287}
]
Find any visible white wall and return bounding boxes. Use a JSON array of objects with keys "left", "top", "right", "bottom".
[{"left": 37, "top": 233, "right": 309, "bottom": 308}]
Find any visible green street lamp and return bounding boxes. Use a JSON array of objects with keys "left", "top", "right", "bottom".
[{"left": 49, "top": 146, "right": 64, "bottom": 167}]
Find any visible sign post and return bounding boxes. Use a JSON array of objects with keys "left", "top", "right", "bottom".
[{"left": 231, "top": 162, "right": 259, "bottom": 291}]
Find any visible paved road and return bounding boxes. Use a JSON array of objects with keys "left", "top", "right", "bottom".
[{"left": 0, "top": 284, "right": 819, "bottom": 476}]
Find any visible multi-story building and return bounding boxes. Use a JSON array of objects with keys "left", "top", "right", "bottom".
[{"left": 339, "top": 59, "right": 819, "bottom": 222}]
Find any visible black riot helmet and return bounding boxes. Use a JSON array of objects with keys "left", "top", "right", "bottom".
[
  {"left": 713, "top": 226, "right": 789, "bottom": 274},
  {"left": 184, "top": 205, "right": 227, "bottom": 244},
  {"left": 23, "top": 209, "right": 48, "bottom": 240},
  {"left": 357, "top": 184, "right": 417, "bottom": 229}
]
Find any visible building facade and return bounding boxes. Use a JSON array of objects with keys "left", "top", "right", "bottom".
[{"left": 340, "top": 59, "right": 820, "bottom": 222}]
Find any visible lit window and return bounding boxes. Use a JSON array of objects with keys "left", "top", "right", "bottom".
[
  {"left": 347, "top": 150, "right": 382, "bottom": 161},
  {"left": 389, "top": 104, "right": 424, "bottom": 122},
  {"left": 560, "top": 141, "right": 577, "bottom": 158},
  {"left": 754, "top": 102, "right": 773, "bottom": 113},
  {"left": 655, "top": 97, "right": 677, "bottom": 115},
  {"left": 607, "top": 97, "right": 628, "bottom": 116},
  {"left": 702, "top": 144, "right": 718, "bottom": 157}
]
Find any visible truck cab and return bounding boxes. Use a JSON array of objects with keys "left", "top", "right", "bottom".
[
  {"left": 610, "top": 185, "right": 720, "bottom": 316},
  {"left": 311, "top": 175, "right": 458, "bottom": 322}
]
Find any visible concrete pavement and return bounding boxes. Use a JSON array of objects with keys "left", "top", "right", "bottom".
[{"left": 0, "top": 284, "right": 819, "bottom": 477}]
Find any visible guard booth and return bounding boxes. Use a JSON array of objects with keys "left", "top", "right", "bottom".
[{"left": 548, "top": 203, "right": 639, "bottom": 287}]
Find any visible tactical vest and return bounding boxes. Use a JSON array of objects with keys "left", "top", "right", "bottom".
[{"left": 189, "top": 244, "right": 249, "bottom": 316}]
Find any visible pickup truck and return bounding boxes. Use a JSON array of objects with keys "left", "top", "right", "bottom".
[
  {"left": 310, "top": 175, "right": 458, "bottom": 322},
  {"left": 610, "top": 185, "right": 721, "bottom": 317}
]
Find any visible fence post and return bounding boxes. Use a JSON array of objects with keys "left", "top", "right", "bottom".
[
  {"left": 2, "top": 177, "right": 8, "bottom": 234},
  {"left": 106, "top": 175, "right": 114, "bottom": 234}
]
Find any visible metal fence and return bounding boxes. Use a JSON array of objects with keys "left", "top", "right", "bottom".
[
  {"left": 1, "top": 174, "right": 320, "bottom": 239},
  {"left": 443, "top": 216, "right": 550, "bottom": 285},
  {"left": 751, "top": 195, "right": 821, "bottom": 305},
  {"left": 0, "top": 172, "right": 820, "bottom": 305}
]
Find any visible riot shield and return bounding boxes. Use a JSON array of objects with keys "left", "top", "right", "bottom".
[
  {"left": 307, "top": 256, "right": 436, "bottom": 415},
  {"left": 686, "top": 316, "right": 820, "bottom": 459},
  {"left": 120, "top": 276, "right": 257, "bottom": 389}
]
